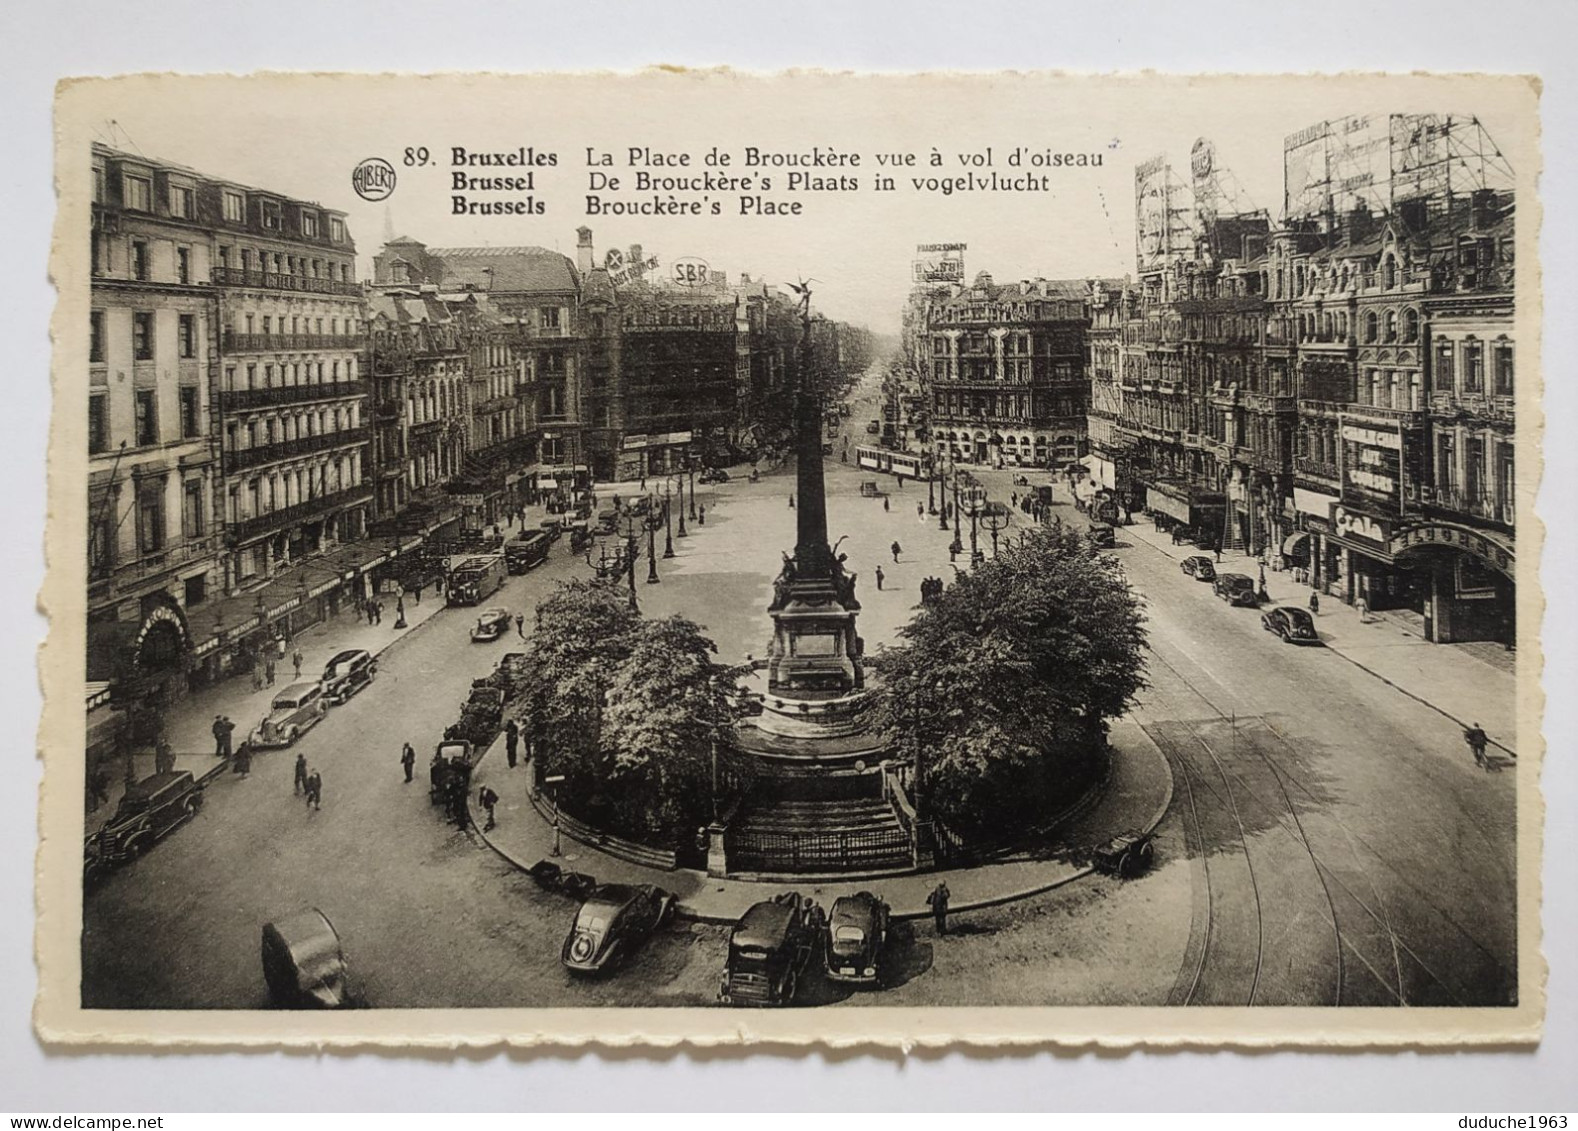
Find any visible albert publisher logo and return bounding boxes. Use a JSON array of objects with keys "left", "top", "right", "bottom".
[{"left": 352, "top": 157, "right": 397, "bottom": 202}]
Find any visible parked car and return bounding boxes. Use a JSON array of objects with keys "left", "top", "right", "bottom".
[
  {"left": 1091, "top": 831, "right": 1156, "bottom": 879},
  {"left": 84, "top": 770, "right": 206, "bottom": 881},
  {"left": 538, "top": 516, "right": 564, "bottom": 542},
  {"left": 250, "top": 682, "right": 328, "bottom": 748},
  {"left": 560, "top": 883, "right": 677, "bottom": 975},
  {"left": 261, "top": 908, "right": 355, "bottom": 1009},
  {"left": 824, "top": 891, "right": 890, "bottom": 986},
  {"left": 594, "top": 506, "right": 619, "bottom": 535},
  {"left": 320, "top": 648, "right": 376, "bottom": 705},
  {"left": 700, "top": 467, "right": 730, "bottom": 484},
  {"left": 1180, "top": 555, "right": 1216, "bottom": 581},
  {"left": 1213, "top": 573, "right": 1260, "bottom": 607},
  {"left": 470, "top": 607, "right": 513, "bottom": 643},
  {"left": 720, "top": 893, "right": 818, "bottom": 1007},
  {"left": 1086, "top": 523, "right": 1117, "bottom": 549},
  {"left": 527, "top": 859, "right": 598, "bottom": 901},
  {"left": 505, "top": 530, "right": 552, "bottom": 574},
  {"left": 1261, "top": 605, "right": 1323, "bottom": 645}
]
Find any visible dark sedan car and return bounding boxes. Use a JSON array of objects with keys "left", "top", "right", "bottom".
[
  {"left": 321, "top": 648, "right": 376, "bottom": 705},
  {"left": 1261, "top": 605, "right": 1323, "bottom": 645},
  {"left": 700, "top": 467, "right": 730, "bottom": 484},
  {"left": 1180, "top": 555, "right": 1216, "bottom": 581},
  {"left": 824, "top": 891, "right": 891, "bottom": 986},
  {"left": 561, "top": 883, "right": 676, "bottom": 975},
  {"left": 1213, "top": 572, "right": 1260, "bottom": 607},
  {"left": 85, "top": 770, "right": 205, "bottom": 882}
]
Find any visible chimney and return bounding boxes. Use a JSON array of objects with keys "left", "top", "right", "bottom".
[{"left": 576, "top": 227, "right": 594, "bottom": 275}]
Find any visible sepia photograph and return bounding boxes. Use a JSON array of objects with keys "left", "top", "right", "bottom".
[{"left": 35, "top": 69, "right": 1543, "bottom": 1050}]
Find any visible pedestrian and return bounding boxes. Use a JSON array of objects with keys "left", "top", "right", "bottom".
[
  {"left": 1213, "top": 545, "right": 1222, "bottom": 564},
  {"left": 212, "top": 715, "right": 226, "bottom": 758},
  {"left": 264, "top": 657, "right": 276, "bottom": 687},
  {"left": 515, "top": 613, "right": 526, "bottom": 640},
  {"left": 917, "top": 502, "right": 925, "bottom": 522},
  {"left": 305, "top": 769, "right": 322, "bottom": 811},
  {"left": 233, "top": 739, "right": 252, "bottom": 779},
  {"left": 401, "top": 741, "right": 416, "bottom": 783},
  {"left": 875, "top": 565, "right": 885, "bottom": 591},
  {"left": 789, "top": 493, "right": 795, "bottom": 509},
  {"left": 251, "top": 658, "right": 264, "bottom": 691},
  {"left": 218, "top": 716, "right": 235, "bottom": 760},
  {"left": 1355, "top": 594, "right": 1370, "bottom": 624},
  {"left": 292, "top": 648, "right": 304, "bottom": 680},
  {"left": 1464, "top": 722, "right": 1490, "bottom": 768},
  {"left": 927, "top": 881, "right": 951, "bottom": 936},
  {"left": 294, "top": 752, "right": 308, "bottom": 795},
  {"left": 479, "top": 785, "right": 499, "bottom": 831},
  {"left": 413, "top": 581, "right": 422, "bottom": 605},
  {"left": 891, "top": 540, "right": 902, "bottom": 563},
  {"left": 1308, "top": 590, "right": 1320, "bottom": 616},
  {"left": 882, "top": 496, "right": 890, "bottom": 513},
  {"left": 698, "top": 504, "right": 706, "bottom": 525},
  {"left": 505, "top": 718, "right": 520, "bottom": 769}
]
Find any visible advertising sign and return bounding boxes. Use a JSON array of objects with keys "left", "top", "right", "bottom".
[
  {"left": 1342, "top": 424, "right": 1403, "bottom": 503},
  {"left": 913, "top": 242, "right": 966, "bottom": 283}
]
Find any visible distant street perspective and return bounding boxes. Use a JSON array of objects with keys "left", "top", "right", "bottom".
[{"left": 80, "top": 108, "right": 1517, "bottom": 1011}]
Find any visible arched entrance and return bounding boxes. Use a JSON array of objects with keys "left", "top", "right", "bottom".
[{"left": 1392, "top": 524, "right": 1515, "bottom": 646}]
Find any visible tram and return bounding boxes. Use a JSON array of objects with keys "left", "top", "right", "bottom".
[{"left": 854, "top": 445, "right": 930, "bottom": 481}]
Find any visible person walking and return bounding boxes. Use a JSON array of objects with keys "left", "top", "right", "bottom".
[
  {"left": 927, "top": 881, "right": 951, "bottom": 937},
  {"left": 1213, "top": 545, "right": 1222, "bottom": 564},
  {"left": 515, "top": 613, "right": 526, "bottom": 640},
  {"left": 294, "top": 752, "right": 309, "bottom": 795},
  {"left": 788, "top": 493, "right": 795, "bottom": 509},
  {"left": 882, "top": 495, "right": 890, "bottom": 513},
  {"left": 218, "top": 716, "right": 235, "bottom": 761},
  {"left": 233, "top": 739, "right": 252, "bottom": 779},
  {"left": 1464, "top": 722, "right": 1490, "bottom": 768},
  {"left": 504, "top": 719, "right": 520, "bottom": 770},
  {"left": 917, "top": 502, "right": 925, "bottom": 522},
  {"left": 212, "top": 715, "right": 227, "bottom": 758},
  {"left": 1308, "top": 590, "right": 1320, "bottom": 616},
  {"left": 1355, "top": 594, "right": 1370, "bottom": 623},
  {"left": 698, "top": 503, "right": 706, "bottom": 525},
  {"left": 400, "top": 742, "right": 417, "bottom": 783},
  {"left": 413, "top": 580, "right": 423, "bottom": 605},
  {"left": 891, "top": 540, "right": 902, "bottom": 563},
  {"left": 292, "top": 648, "right": 304, "bottom": 681},
  {"left": 479, "top": 785, "right": 500, "bottom": 831},
  {"left": 874, "top": 565, "right": 885, "bottom": 591},
  {"left": 305, "top": 769, "right": 322, "bottom": 811}
]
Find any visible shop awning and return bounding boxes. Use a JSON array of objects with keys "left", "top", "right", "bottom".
[{"left": 1281, "top": 531, "right": 1311, "bottom": 559}]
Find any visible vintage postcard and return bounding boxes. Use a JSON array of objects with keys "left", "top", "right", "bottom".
[{"left": 37, "top": 71, "right": 1544, "bottom": 1048}]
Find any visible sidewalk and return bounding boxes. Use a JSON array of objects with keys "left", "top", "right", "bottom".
[
  {"left": 1117, "top": 513, "right": 1519, "bottom": 755},
  {"left": 468, "top": 716, "right": 1174, "bottom": 924},
  {"left": 86, "top": 577, "right": 452, "bottom": 836}
]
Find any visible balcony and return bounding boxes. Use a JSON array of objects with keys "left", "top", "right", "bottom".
[
  {"left": 223, "top": 332, "right": 367, "bottom": 353},
  {"left": 88, "top": 536, "right": 219, "bottom": 605},
  {"left": 227, "top": 485, "right": 374, "bottom": 545},
  {"left": 224, "top": 379, "right": 368, "bottom": 412},
  {"left": 211, "top": 266, "right": 362, "bottom": 298},
  {"left": 1343, "top": 402, "right": 1423, "bottom": 428},
  {"left": 1241, "top": 392, "right": 1297, "bottom": 415},
  {"left": 225, "top": 426, "right": 370, "bottom": 473}
]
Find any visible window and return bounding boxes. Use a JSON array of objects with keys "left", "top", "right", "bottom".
[
  {"left": 179, "top": 386, "right": 199, "bottom": 438},
  {"left": 134, "top": 389, "right": 158, "bottom": 446},
  {"left": 1404, "top": 309, "right": 1419, "bottom": 343},
  {"left": 261, "top": 202, "right": 281, "bottom": 230},
  {"left": 1385, "top": 311, "right": 1398, "bottom": 343},
  {"left": 178, "top": 314, "right": 196, "bottom": 359},
  {"left": 122, "top": 174, "right": 152, "bottom": 211},
  {"left": 89, "top": 311, "right": 104, "bottom": 363},
  {"left": 1435, "top": 340, "right": 1454, "bottom": 389},
  {"left": 131, "top": 240, "right": 149, "bottom": 281},
  {"left": 136, "top": 482, "right": 165, "bottom": 554},
  {"left": 1494, "top": 341, "right": 1514, "bottom": 396},
  {"left": 89, "top": 512, "right": 115, "bottom": 579},
  {"left": 262, "top": 315, "right": 272, "bottom": 337},
  {"left": 223, "top": 191, "right": 245, "bottom": 223},
  {"left": 240, "top": 248, "right": 253, "bottom": 273},
  {"left": 88, "top": 395, "right": 108, "bottom": 455},
  {"left": 218, "top": 245, "right": 230, "bottom": 270},
  {"left": 541, "top": 306, "right": 561, "bottom": 330},
  {"left": 1466, "top": 437, "right": 1485, "bottom": 502},
  {"left": 1365, "top": 312, "right": 1378, "bottom": 343},
  {"left": 169, "top": 186, "right": 193, "bottom": 219},
  {"left": 330, "top": 217, "right": 345, "bottom": 243},
  {"left": 182, "top": 480, "right": 205, "bottom": 537},
  {"left": 225, "top": 365, "right": 236, "bottom": 392},
  {"left": 340, "top": 263, "right": 350, "bottom": 283},
  {"left": 176, "top": 246, "right": 190, "bottom": 284},
  {"left": 92, "top": 164, "right": 105, "bottom": 203},
  {"left": 301, "top": 211, "right": 319, "bottom": 238},
  {"left": 245, "top": 364, "right": 256, "bottom": 390},
  {"left": 132, "top": 312, "right": 153, "bottom": 361},
  {"left": 1463, "top": 338, "right": 1484, "bottom": 392},
  {"left": 1437, "top": 432, "right": 1457, "bottom": 492}
]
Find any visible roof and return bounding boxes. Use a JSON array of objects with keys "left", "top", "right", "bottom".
[
  {"left": 274, "top": 681, "right": 321, "bottom": 699},
  {"left": 732, "top": 899, "right": 799, "bottom": 949},
  {"left": 422, "top": 247, "right": 578, "bottom": 294},
  {"left": 122, "top": 771, "right": 192, "bottom": 801}
]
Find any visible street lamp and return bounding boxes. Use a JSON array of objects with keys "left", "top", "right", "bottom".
[
  {"left": 688, "top": 458, "right": 697, "bottom": 521},
  {"left": 646, "top": 501, "right": 660, "bottom": 584},
  {"left": 620, "top": 512, "right": 641, "bottom": 610},
  {"left": 969, "top": 497, "right": 980, "bottom": 563},
  {"left": 676, "top": 471, "right": 688, "bottom": 539},
  {"left": 983, "top": 503, "right": 1007, "bottom": 559},
  {"left": 662, "top": 484, "right": 675, "bottom": 559}
]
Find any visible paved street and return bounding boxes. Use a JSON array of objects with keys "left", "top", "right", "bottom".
[{"left": 82, "top": 371, "right": 1516, "bottom": 1010}]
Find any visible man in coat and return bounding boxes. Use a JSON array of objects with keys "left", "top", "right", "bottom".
[
  {"left": 305, "top": 769, "right": 322, "bottom": 811},
  {"left": 504, "top": 719, "right": 520, "bottom": 770},
  {"left": 928, "top": 881, "right": 951, "bottom": 936},
  {"left": 294, "top": 752, "right": 309, "bottom": 795},
  {"left": 401, "top": 742, "right": 417, "bottom": 783},
  {"left": 479, "top": 785, "right": 500, "bottom": 831}
]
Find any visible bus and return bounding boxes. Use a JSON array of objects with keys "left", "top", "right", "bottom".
[
  {"left": 447, "top": 554, "right": 506, "bottom": 606},
  {"left": 855, "top": 445, "right": 930, "bottom": 481}
]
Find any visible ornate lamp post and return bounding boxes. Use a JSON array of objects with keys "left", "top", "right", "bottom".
[
  {"left": 969, "top": 497, "right": 980, "bottom": 563},
  {"left": 620, "top": 512, "right": 641, "bottom": 610},
  {"left": 927, "top": 458, "right": 937, "bottom": 516},
  {"left": 983, "top": 503, "right": 1007, "bottom": 558},
  {"left": 676, "top": 469, "right": 688, "bottom": 539},
  {"left": 950, "top": 470, "right": 963, "bottom": 555},
  {"left": 662, "top": 483, "right": 675, "bottom": 559},
  {"left": 688, "top": 457, "right": 698, "bottom": 521},
  {"left": 646, "top": 500, "right": 660, "bottom": 584}
]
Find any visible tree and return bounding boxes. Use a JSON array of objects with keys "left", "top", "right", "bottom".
[{"left": 868, "top": 523, "right": 1147, "bottom": 838}]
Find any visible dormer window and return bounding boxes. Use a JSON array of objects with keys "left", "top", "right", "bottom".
[
  {"left": 261, "top": 201, "right": 282, "bottom": 231},
  {"left": 330, "top": 217, "right": 346, "bottom": 243},
  {"left": 169, "top": 185, "right": 193, "bottom": 219},
  {"left": 301, "top": 211, "right": 319, "bottom": 238},
  {"left": 223, "top": 191, "right": 245, "bottom": 223},
  {"left": 122, "top": 173, "right": 152, "bottom": 212}
]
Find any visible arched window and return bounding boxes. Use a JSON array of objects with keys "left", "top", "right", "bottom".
[
  {"left": 1385, "top": 310, "right": 1398, "bottom": 342},
  {"left": 1403, "top": 309, "right": 1419, "bottom": 343},
  {"left": 1382, "top": 253, "right": 1397, "bottom": 289},
  {"left": 1365, "top": 312, "right": 1379, "bottom": 343}
]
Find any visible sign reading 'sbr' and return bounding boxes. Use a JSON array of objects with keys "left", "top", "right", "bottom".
[{"left": 671, "top": 257, "right": 710, "bottom": 287}]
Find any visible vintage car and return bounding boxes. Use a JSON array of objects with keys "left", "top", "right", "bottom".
[
  {"left": 700, "top": 467, "right": 730, "bottom": 484},
  {"left": 428, "top": 740, "right": 475, "bottom": 808},
  {"left": 505, "top": 531, "right": 552, "bottom": 574},
  {"left": 560, "top": 883, "right": 677, "bottom": 975},
  {"left": 250, "top": 681, "right": 328, "bottom": 748},
  {"left": 261, "top": 908, "right": 354, "bottom": 1009},
  {"left": 320, "top": 648, "right": 376, "bottom": 705},
  {"left": 527, "top": 859, "right": 599, "bottom": 901},
  {"left": 84, "top": 770, "right": 206, "bottom": 880},
  {"left": 1213, "top": 573, "right": 1260, "bottom": 608},
  {"left": 1261, "top": 604, "right": 1323, "bottom": 645},
  {"left": 1180, "top": 555, "right": 1217, "bottom": 581},
  {"left": 470, "top": 607, "right": 513, "bottom": 643},
  {"left": 824, "top": 891, "right": 891, "bottom": 986},
  {"left": 720, "top": 893, "right": 818, "bottom": 1007},
  {"left": 565, "top": 520, "right": 594, "bottom": 554},
  {"left": 594, "top": 506, "right": 620, "bottom": 535},
  {"left": 1086, "top": 523, "right": 1117, "bottom": 549},
  {"left": 1091, "top": 831, "right": 1156, "bottom": 879}
]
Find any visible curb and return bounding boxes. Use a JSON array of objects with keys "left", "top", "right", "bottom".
[{"left": 467, "top": 718, "right": 1177, "bottom": 926}]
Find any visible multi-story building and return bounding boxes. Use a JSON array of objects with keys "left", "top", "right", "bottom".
[
  {"left": 208, "top": 173, "right": 368, "bottom": 589},
  {"left": 87, "top": 145, "right": 225, "bottom": 695},
  {"left": 923, "top": 273, "right": 1096, "bottom": 472}
]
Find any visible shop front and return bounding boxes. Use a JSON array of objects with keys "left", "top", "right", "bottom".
[
  {"left": 1144, "top": 481, "right": 1225, "bottom": 547},
  {"left": 1391, "top": 522, "right": 1516, "bottom": 646}
]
